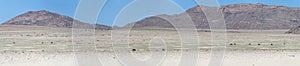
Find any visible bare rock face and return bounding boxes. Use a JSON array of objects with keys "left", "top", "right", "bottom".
[
  {"left": 286, "top": 26, "right": 300, "bottom": 34},
  {"left": 124, "top": 3, "right": 300, "bottom": 30},
  {"left": 2, "top": 10, "right": 111, "bottom": 30}
]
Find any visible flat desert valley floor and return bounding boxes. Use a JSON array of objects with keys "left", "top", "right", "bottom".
[{"left": 0, "top": 26, "right": 300, "bottom": 66}]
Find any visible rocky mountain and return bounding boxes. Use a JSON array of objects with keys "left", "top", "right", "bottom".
[
  {"left": 2, "top": 10, "right": 111, "bottom": 30},
  {"left": 286, "top": 26, "right": 300, "bottom": 34},
  {"left": 124, "top": 3, "right": 300, "bottom": 30}
]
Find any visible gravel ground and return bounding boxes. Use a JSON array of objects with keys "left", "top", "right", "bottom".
[{"left": 0, "top": 50, "right": 299, "bottom": 66}]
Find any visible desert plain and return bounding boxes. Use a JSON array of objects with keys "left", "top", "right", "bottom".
[{"left": 0, "top": 25, "right": 300, "bottom": 66}]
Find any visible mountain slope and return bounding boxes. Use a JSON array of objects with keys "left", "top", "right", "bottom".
[
  {"left": 286, "top": 26, "right": 300, "bottom": 34},
  {"left": 124, "top": 3, "right": 300, "bottom": 30},
  {"left": 2, "top": 10, "right": 111, "bottom": 30}
]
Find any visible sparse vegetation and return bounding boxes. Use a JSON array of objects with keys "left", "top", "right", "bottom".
[{"left": 0, "top": 29, "right": 297, "bottom": 52}]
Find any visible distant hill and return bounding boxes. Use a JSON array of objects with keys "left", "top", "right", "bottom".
[
  {"left": 2, "top": 10, "right": 111, "bottom": 30},
  {"left": 286, "top": 26, "right": 300, "bottom": 34},
  {"left": 124, "top": 3, "right": 300, "bottom": 30}
]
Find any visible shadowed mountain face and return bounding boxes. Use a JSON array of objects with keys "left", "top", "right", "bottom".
[
  {"left": 2, "top": 10, "right": 111, "bottom": 30},
  {"left": 125, "top": 4, "right": 300, "bottom": 30}
]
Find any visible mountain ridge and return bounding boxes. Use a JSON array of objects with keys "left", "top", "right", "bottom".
[
  {"left": 1, "top": 10, "right": 112, "bottom": 30},
  {"left": 124, "top": 3, "right": 300, "bottom": 30}
]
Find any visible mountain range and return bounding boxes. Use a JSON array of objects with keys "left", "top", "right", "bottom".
[
  {"left": 1, "top": 3, "right": 300, "bottom": 30},
  {"left": 125, "top": 3, "right": 300, "bottom": 30}
]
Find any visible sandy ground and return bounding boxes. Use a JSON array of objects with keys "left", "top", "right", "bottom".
[
  {"left": 0, "top": 50, "right": 299, "bottom": 66},
  {"left": 0, "top": 28, "right": 299, "bottom": 66}
]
